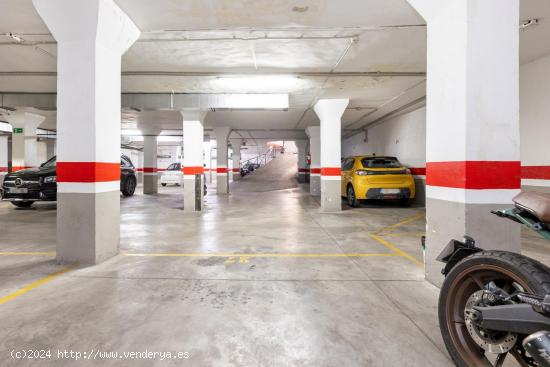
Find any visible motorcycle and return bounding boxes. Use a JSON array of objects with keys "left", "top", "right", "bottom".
[{"left": 437, "top": 191, "right": 550, "bottom": 367}]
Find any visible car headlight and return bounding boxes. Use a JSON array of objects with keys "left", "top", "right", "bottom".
[{"left": 43, "top": 176, "right": 56, "bottom": 183}]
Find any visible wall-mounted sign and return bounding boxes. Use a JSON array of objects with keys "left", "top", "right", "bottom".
[{"left": 13, "top": 128, "right": 23, "bottom": 134}]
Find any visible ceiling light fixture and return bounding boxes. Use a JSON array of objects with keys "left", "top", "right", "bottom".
[
  {"left": 520, "top": 18, "right": 539, "bottom": 30},
  {"left": 292, "top": 6, "right": 309, "bottom": 13},
  {"left": 4, "top": 33, "right": 23, "bottom": 42},
  {"left": 214, "top": 75, "right": 300, "bottom": 93},
  {"left": 121, "top": 129, "right": 142, "bottom": 136}
]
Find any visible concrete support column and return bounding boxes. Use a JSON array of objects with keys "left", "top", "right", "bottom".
[
  {"left": 214, "top": 126, "right": 231, "bottom": 194},
  {"left": 305, "top": 126, "right": 320, "bottom": 196},
  {"left": 182, "top": 112, "right": 206, "bottom": 212},
  {"left": 204, "top": 137, "right": 213, "bottom": 184},
  {"left": 230, "top": 138, "right": 243, "bottom": 181},
  {"left": 295, "top": 139, "right": 308, "bottom": 183},
  {"left": 314, "top": 99, "right": 349, "bottom": 212},
  {"left": 408, "top": 0, "right": 521, "bottom": 286},
  {"left": 0, "top": 135, "right": 7, "bottom": 184},
  {"left": 33, "top": 0, "right": 139, "bottom": 264},
  {"left": 143, "top": 135, "right": 158, "bottom": 195},
  {"left": 136, "top": 150, "right": 144, "bottom": 184},
  {"left": 7, "top": 112, "right": 44, "bottom": 171},
  {"left": 45, "top": 138, "right": 56, "bottom": 160}
]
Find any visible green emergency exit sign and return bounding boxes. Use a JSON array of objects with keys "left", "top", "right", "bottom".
[{"left": 13, "top": 128, "right": 23, "bottom": 134}]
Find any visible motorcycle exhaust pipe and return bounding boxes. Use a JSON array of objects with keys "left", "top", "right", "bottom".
[{"left": 523, "top": 330, "right": 550, "bottom": 366}]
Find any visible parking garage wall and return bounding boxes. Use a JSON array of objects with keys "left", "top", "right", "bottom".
[
  {"left": 341, "top": 52, "right": 550, "bottom": 204},
  {"left": 341, "top": 107, "right": 427, "bottom": 204},
  {"left": 519, "top": 53, "right": 550, "bottom": 193}
]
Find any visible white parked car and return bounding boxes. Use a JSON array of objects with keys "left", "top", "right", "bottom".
[{"left": 160, "top": 163, "right": 183, "bottom": 186}]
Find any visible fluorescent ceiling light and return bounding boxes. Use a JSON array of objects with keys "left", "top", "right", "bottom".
[
  {"left": 0, "top": 121, "right": 12, "bottom": 133},
  {"left": 157, "top": 136, "right": 182, "bottom": 142},
  {"left": 213, "top": 75, "right": 300, "bottom": 93},
  {"left": 121, "top": 129, "right": 142, "bottom": 136},
  {"left": 217, "top": 94, "right": 289, "bottom": 110}
]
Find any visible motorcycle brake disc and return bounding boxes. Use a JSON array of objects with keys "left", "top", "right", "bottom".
[{"left": 464, "top": 290, "right": 518, "bottom": 354}]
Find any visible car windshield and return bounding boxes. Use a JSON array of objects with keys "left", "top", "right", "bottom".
[
  {"left": 42, "top": 156, "right": 56, "bottom": 168},
  {"left": 361, "top": 157, "right": 401, "bottom": 169},
  {"left": 167, "top": 163, "right": 180, "bottom": 171}
]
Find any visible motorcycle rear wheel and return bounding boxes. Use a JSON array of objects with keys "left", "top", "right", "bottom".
[{"left": 439, "top": 250, "right": 550, "bottom": 367}]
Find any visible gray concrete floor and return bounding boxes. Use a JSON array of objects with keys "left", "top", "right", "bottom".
[{"left": 0, "top": 157, "right": 547, "bottom": 366}]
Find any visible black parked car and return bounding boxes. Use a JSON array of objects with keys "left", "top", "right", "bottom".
[{"left": 1, "top": 154, "right": 137, "bottom": 208}]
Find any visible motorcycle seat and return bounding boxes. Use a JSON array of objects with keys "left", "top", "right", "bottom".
[{"left": 513, "top": 191, "right": 550, "bottom": 224}]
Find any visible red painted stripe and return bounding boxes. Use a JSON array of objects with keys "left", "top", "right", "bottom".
[
  {"left": 216, "top": 167, "right": 228, "bottom": 174},
  {"left": 321, "top": 167, "right": 341, "bottom": 176},
  {"left": 426, "top": 161, "right": 520, "bottom": 189},
  {"left": 298, "top": 168, "right": 309, "bottom": 173},
  {"left": 142, "top": 167, "right": 158, "bottom": 173},
  {"left": 232, "top": 168, "right": 240, "bottom": 172},
  {"left": 0, "top": 167, "right": 8, "bottom": 172},
  {"left": 521, "top": 166, "right": 550, "bottom": 180},
  {"left": 183, "top": 166, "right": 204, "bottom": 175},
  {"left": 57, "top": 162, "right": 120, "bottom": 183},
  {"left": 350, "top": 165, "right": 549, "bottom": 181},
  {"left": 409, "top": 167, "right": 426, "bottom": 176},
  {"left": 136, "top": 168, "right": 144, "bottom": 172},
  {"left": 11, "top": 166, "right": 33, "bottom": 172},
  {"left": 310, "top": 168, "right": 321, "bottom": 174}
]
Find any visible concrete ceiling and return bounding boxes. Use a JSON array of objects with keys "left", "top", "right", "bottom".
[{"left": 0, "top": 0, "right": 549, "bottom": 140}]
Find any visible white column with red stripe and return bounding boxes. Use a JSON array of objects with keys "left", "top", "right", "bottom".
[
  {"left": 33, "top": 0, "right": 139, "bottom": 264},
  {"left": 136, "top": 150, "right": 144, "bottom": 184},
  {"left": 230, "top": 138, "right": 243, "bottom": 181},
  {"left": 214, "top": 126, "right": 231, "bottom": 194},
  {"left": 305, "top": 126, "right": 320, "bottom": 196},
  {"left": 408, "top": 0, "right": 521, "bottom": 285},
  {"left": 143, "top": 133, "right": 159, "bottom": 195},
  {"left": 295, "top": 139, "right": 308, "bottom": 183},
  {"left": 182, "top": 112, "right": 205, "bottom": 211},
  {"left": 314, "top": 99, "right": 349, "bottom": 212},
  {"left": 6, "top": 112, "right": 44, "bottom": 172}
]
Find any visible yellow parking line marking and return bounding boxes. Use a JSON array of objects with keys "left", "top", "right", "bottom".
[
  {"left": 370, "top": 234, "right": 423, "bottom": 267},
  {"left": 383, "top": 232, "right": 426, "bottom": 238},
  {"left": 0, "top": 251, "right": 55, "bottom": 256},
  {"left": 375, "top": 213, "right": 425, "bottom": 234},
  {"left": 0, "top": 266, "right": 74, "bottom": 305},
  {"left": 123, "top": 252, "right": 399, "bottom": 258}
]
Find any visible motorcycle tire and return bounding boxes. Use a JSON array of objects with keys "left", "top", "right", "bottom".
[{"left": 439, "top": 250, "right": 550, "bottom": 367}]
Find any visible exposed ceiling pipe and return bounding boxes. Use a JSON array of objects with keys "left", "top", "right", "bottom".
[
  {"left": 343, "top": 79, "right": 426, "bottom": 130},
  {"left": 292, "top": 36, "right": 357, "bottom": 129},
  {"left": 342, "top": 96, "right": 426, "bottom": 139},
  {"left": 0, "top": 71, "right": 427, "bottom": 77}
]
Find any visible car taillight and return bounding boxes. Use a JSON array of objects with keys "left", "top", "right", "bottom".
[{"left": 355, "top": 170, "right": 372, "bottom": 176}]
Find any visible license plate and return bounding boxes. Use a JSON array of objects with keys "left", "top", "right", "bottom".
[
  {"left": 381, "top": 189, "right": 400, "bottom": 194},
  {"left": 9, "top": 188, "right": 28, "bottom": 194}
]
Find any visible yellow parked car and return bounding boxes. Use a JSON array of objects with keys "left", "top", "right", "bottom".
[{"left": 341, "top": 156, "right": 415, "bottom": 207}]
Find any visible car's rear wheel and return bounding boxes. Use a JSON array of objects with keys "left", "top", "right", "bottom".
[
  {"left": 347, "top": 185, "right": 359, "bottom": 208},
  {"left": 161, "top": 183, "right": 167, "bottom": 187},
  {"left": 11, "top": 201, "right": 34, "bottom": 208},
  {"left": 122, "top": 176, "right": 136, "bottom": 197}
]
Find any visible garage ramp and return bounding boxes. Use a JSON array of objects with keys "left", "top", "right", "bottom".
[{"left": 231, "top": 152, "right": 299, "bottom": 192}]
